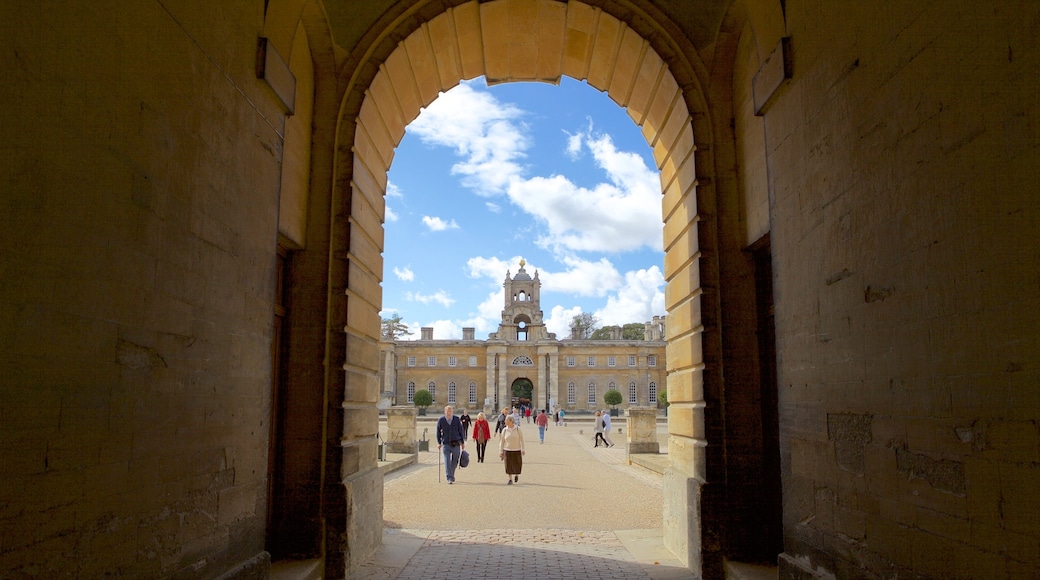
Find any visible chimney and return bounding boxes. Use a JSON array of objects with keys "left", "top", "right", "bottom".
[{"left": 421, "top": 327, "right": 433, "bottom": 340}]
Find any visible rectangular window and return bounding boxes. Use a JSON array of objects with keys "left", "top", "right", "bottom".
[
  {"left": 428, "top": 356, "right": 436, "bottom": 367},
  {"left": 629, "top": 382, "right": 637, "bottom": 404},
  {"left": 408, "top": 356, "right": 415, "bottom": 367},
  {"left": 469, "top": 383, "right": 477, "bottom": 404},
  {"left": 649, "top": 382, "right": 657, "bottom": 403},
  {"left": 567, "top": 356, "right": 575, "bottom": 367},
  {"left": 648, "top": 355, "right": 657, "bottom": 367},
  {"left": 567, "top": 383, "right": 576, "bottom": 404},
  {"left": 587, "top": 383, "right": 596, "bottom": 404},
  {"left": 407, "top": 382, "right": 415, "bottom": 403},
  {"left": 628, "top": 355, "right": 636, "bottom": 367},
  {"left": 607, "top": 356, "right": 616, "bottom": 367},
  {"left": 448, "top": 356, "right": 457, "bottom": 367},
  {"left": 469, "top": 356, "right": 477, "bottom": 367},
  {"left": 587, "top": 356, "right": 595, "bottom": 367},
  {"left": 448, "top": 383, "right": 456, "bottom": 404}
]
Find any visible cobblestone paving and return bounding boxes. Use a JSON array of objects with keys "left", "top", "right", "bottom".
[{"left": 391, "top": 529, "right": 652, "bottom": 580}]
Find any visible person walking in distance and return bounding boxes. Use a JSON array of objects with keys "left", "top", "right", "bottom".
[
  {"left": 499, "top": 415, "right": 525, "bottom": 484},
  {"left": 535, "top": 409, "right": 549, "bottom": 443},
  {"left": 472, "top": 412, "right": 491, "bottom": 463},
  {"left": 459, "top": 409, "right": 472, "bottom": 439},
  {"left": 494, "top": 407, "right": 507, "bottom": 436},
  {"left": 436, "top": 405, "right": 466, "bottom": 484},
  {"left": 601, "top": 409, "right": 616, "bottom": 448},
  {"left": 593, "top": 410, "right": 608, "bottom": 447}
]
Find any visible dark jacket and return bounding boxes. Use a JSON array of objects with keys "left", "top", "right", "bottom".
[{"left": 436, "top": 415, "right": 466, "bottom": 446}]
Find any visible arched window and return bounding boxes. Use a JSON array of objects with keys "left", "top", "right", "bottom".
[
  {"left": 567, "top": 382, "right": 576, "bottom": 405},
  {"left": 428, "top": 381, "right": 436, "bottom": 399},
  {"left": 649, "top": 382, "right": 657, "bottom": 403},
  {"left": 448, "top": 382, "right": 456, "bottom": 404},
  {"left": 511, "top": 355, "right": 534, "bottom": 366},
  {"left": 407, "top": 382, "right": 415, "bottom": 403},
  {"left": 469, "top": 382, "right": 477, "bottom": 405},
  {"left": 587, "top": 382, "right": 596, "bottom": 404},
  {"left": 629, "top": 381, "right": 637, "bottom": 404}
]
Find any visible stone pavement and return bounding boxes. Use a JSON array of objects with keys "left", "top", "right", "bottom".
[{"left": 355, "top": 419, "right": 694, "bottom": 579}]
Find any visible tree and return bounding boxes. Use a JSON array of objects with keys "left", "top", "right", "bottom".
[
  {"left": 589, "top": 322, "right": 647, "bottom": 340},
  {"left": 381, "top": 313, "right": 412, "bottom": 340},
  {"left": 621, "top": 322, "right": 645, "bottom": 340},
  {"left": 413, "top": 389, "right": 433, "bottom": 410},
  {"left": 569, "top": 312, "right": 599, "bottom": 339},
  {"left": 658, "top": 388, "right": 668, "bottom": 408},
  {"left": 604, "top": 389, "right": 623, "bottom": 409}
]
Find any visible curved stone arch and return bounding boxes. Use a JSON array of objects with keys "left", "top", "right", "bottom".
[
  {"left": 512, "top": 355, "right": 535, "bottom": 366},
  {"left": 342, "top": 0, "right": 714, "bottom": 572}
]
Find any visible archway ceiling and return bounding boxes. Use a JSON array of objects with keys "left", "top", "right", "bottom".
[{"left": 325, "top": 0, "right": 727, "bottom": 70}]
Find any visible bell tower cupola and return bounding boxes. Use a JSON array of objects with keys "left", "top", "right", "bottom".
[{"left": 498, "top": 259, "right": 548, "bottom": 341}]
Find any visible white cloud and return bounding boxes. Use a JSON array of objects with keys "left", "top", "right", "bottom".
[
  {"left": 593, "top": 266, "right": 665, "bottom": 326},
  {"left": 393, "top": 266, "right": 414, "bottom": 281},
  {"left": 410, "top": 82, "right": 661, "bottom": 255},
  {"left": 564, "top": 129, "right": 583, "bottom": 160},
  {"left": 545, "top": 304, "right": 584, "bottom": 338},
  {"left": 507, "top": 133, "right": 661, "bottom": 253},
  {"left": 430, "top": 319, "right": 461, "bottom": 340},
  {"left": 385, "top": 181, "right": 402, "bottom": 222},
  {"left": 540, "top": 256, "right": 622, "bottom": 297},
  {"left": 466, "top": 255, "right": 524, "bottom": 282},
  {"left": 486, "top": 201, "right": 501, "bottom": 213},
  {"left": 422, "top": 216, "right": 459, "bottom": 231},
  {"left": 409, "top": 81, "right": 528, "bottom": 196},
  {"left": 406, "top": 290, "right": 455, "bottom": 308}
]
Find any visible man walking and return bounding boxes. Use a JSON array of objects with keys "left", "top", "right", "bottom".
[
  {"left": 535, "top": 409, "right": 549, "bottom": 443},
  {"left": 436, "top": 405, "right": 466, "bottom": 484}
]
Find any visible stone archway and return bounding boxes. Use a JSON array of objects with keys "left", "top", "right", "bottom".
[{"left": 337, "top": 0, "right": 715, "bottom": 574}]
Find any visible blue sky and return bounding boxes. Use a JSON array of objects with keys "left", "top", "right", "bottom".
[{"left": 381, "top": 77, "right": 665, "bottom": 340}]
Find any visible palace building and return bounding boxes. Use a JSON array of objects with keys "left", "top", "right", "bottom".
[{"left": 380, "top": 261, "right": 667, "bottom": 414}]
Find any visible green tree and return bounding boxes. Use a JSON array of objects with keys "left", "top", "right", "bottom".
[
  {"left": 658, "top": 388, "right": 668, "bottom": 408},
  {"left": 621, "top": 322, "right": 645, "bottom": 340},
  {"left": 604, "top": 389, "right": 623, "bottom": 409},
  {"left": 589, "top": 322, "right": 646, "bottom": 340},
  {"left": 569, "top": 312, "right": 598, "bottom": 339},
  {"left": 381, "top": 313, "right": 413, "bottom": 340},
  {"left": 413, "top": 388, "right": 433, "bottom": 410}
]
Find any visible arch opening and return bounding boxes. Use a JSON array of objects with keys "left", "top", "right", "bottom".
[{"left": 339, "top": 0, "right": 712, "bottom": 575}]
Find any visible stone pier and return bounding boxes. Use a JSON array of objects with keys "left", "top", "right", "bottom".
[
  {"left": 625, "top": 407, "right": 660, "bottom": 454},
  {"left": 386, "top": 406, "right": 418, "bottom": 454}
]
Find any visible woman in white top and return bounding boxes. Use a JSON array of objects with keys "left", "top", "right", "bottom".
[{"left": 499, "top": 415, "right": 526, "bottom": 484}]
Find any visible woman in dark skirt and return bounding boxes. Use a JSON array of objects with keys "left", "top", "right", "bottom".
[{"left": 498, "top": 415, "right": 526, "bottom": 484}]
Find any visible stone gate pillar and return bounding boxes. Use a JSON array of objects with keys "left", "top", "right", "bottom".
[
  {"left": 385, "top": 406, "right": 417, "bottom": 454},
  {"left": 626, "top": 406, "right": 660, "bottom": 454}
]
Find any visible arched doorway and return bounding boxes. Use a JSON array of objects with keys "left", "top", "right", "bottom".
[
  {"left": 336, "top": 0, "right": 713, "bottom": 574},
  {"left": 511, "top": 377, "right": 534, "bottom": 408}
]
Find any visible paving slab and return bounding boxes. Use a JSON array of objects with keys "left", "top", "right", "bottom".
[{"left": 356, "top": 421, "right": 693, "bottom": 579}]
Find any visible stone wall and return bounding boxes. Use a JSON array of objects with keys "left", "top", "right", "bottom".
[
  {"left": 0, "top": 1, "right": 285, "bottom": 577},
  {"left": 762, "top": 2, "right": 1040, "bottom": 577}
]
